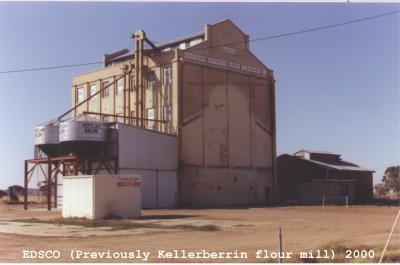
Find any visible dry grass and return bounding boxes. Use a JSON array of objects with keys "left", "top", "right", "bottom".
[
  {"left": 296, "top": 241, "right": 400, "bottom": 263},
  {"left": 0, "top": 205, "right": 398, "bottom": 263},
  {"left": 11, "top": 217, "right": 220, "bottom": 232}
]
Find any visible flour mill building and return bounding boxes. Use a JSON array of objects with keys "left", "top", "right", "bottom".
[{"left": 26, "top": 19, "right": 277, "bottom": 209}]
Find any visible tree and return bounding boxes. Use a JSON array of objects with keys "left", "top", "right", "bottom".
[
  {"left": 374, "top": 183, "right": 386, "bottom": 196},
  {"left": 381, "top": 166, "right": 400, "bottom": 193}
]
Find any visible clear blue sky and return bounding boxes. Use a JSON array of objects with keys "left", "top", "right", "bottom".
[{"left": 0, "top": 2, "right": 399, "bottom": 189}]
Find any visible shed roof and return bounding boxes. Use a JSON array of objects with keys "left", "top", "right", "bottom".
[
  {"left": 156, "top": 31, "right": 205, "bottom": 50},
  {"left": 294, "top": 149, "right": 341, "bottom": 156},
  {"left": 298, "top": 156, "right": 374, "bottom": 172}
]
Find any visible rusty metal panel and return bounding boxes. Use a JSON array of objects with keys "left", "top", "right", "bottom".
[
  {"left": 203, "top": 68, "right": 228, "bottom": 167},
  {"left": 228, "top": 72, "right": 251, "bottom": 167}
]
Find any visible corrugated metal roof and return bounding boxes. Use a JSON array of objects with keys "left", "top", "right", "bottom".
[
  {"left": 294, "top": 149, "right": 341, "bottom": 156},
  {"left": 156, "top": 31, "right": 204, "bottom": 50},
  {"left": 106, "top": 53, "right": 134, "bottom": 66},
  {"left": 298, "top": 157, "right": 374, "bottom": 172}
]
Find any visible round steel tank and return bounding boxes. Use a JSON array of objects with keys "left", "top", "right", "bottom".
[
  {"left": 34, "top": 122, "right": 60, "bottom": 157},
  {"left": 34, "top": 123, "right": 59, "bottom": 145},
  {"left": 59, "top": 115, "right": 107, "bottom": 143}
]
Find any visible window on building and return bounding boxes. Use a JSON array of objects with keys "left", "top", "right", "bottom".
[
  {"left": 116, "top": 113, "right": 124, "bottom": 123},
  {"left": 163, "top": 66, "right": 172, "bottom": 86},
  {"left": 89, "top": 84, "right": 97, "bottom": 100},
  {"left": 130, "top": 111, "right": 135, "bottom": 124},
  {"left": 147, "top": 108, "right": 155, "bottom": 128},
  {"left": 117, "top": 79, "right": 124, "bottom": 95},
  {"left": 147, "top": 71, "right": 156, "bottom": 90},
  {"left": 190, "top": 38, "right": 202, "bottom": 47},
  {"left": 163, "top": 105, "right": 172, "bottom": 122},
  {"left": 130, "top": 75, "right": 136, "bottom": 91},
  {"left": 77, "top": 87, "right": 85, "bottom": 103},
  {"left": 179, "top": 42, "right": 190, "bottom": 50},
  {"left": 102, "top": 81, "right": 110, "bottom": 97}
]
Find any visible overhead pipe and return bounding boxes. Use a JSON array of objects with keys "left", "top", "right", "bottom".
[{"left": 82, "top": 111, "right": 167, "bottom": 123}]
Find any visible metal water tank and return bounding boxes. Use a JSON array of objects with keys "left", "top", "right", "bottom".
[
  {"left": 34, "top": 123, "right": 59, "bottom": 145},
  {"left": 59, "top": 114, "right": 107, "bottom": 142}
]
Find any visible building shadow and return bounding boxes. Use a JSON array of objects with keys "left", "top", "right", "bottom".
[{"left": 135, "top": 214, "right": 201, "bottom": 220}]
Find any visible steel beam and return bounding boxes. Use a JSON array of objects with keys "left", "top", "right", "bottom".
[
  {"left": 47, "top": 161, "right": 51, "bottom": 211},
  {"left": 24, "top": 160, "right": 28, "bottom": 210}
]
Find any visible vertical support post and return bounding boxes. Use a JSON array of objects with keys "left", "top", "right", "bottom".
[
  {"left": 135, "top": 60, "right": 140, "bottom": 127},
  {"left": 54, "top": 166, "right": 58, "bottom": 209},
  {"left": 345, "top": 196, "right": 348, "bottom": 208},
  {"left": 73, "top": 85, "right": 77, "bottom": 116},
  {"left": 113, "top": 75, "right": 116, "bottom": 122},
  {"left": 128, "top": 73, "right": 131, "bottom": 125},
  {"left": 88, "top": 160, "right": 92, "bottom": 175},
  {"left": 134, "top": 30, "right": 145, "bottom": 127},
  {"left": 74, "top": 160, "right": 79, "bottom": 175},
  {"left": 47, "top": 161, "right": 51, "bottom": 211},
  {"left": 24, "top": 160, "right": 28, "bottom": 210},
  {"left": 114, "top": 158, "right": 118, "bottom": 174},
  {"left": 86, "top": 81, "right": 89, "bottom": 113},
  {"left": 278, "top": 227, "right": 283, "bottom": 263},
  {"left": 322, "top": 196, "right": 325, "bottom": 209},
  {"left": 99, "top": 78, "right": 103, "bottom": 118}
]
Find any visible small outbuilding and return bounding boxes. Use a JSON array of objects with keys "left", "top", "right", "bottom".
[
  {"left": 277, "top": 150, "right": 374, "bottom": 205},
  {"left": 63, "top": 175, "right": 141, "bottom": 219}
]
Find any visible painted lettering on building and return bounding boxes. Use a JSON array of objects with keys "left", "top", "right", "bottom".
[
  {"left": 221, "top": 46, "right": 237, "bottom": 55},
  {"left": 183, "top": 52, "right": 269, "bottom": 77},
  {"left": 117, "top": 177, "right": 141, "bottom": 187},
  {"left": 83, "top": 123, "right": 100, "bottom": 134}
]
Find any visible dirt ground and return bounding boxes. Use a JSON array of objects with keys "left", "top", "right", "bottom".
[{"left": 0, "top": 203, "right": 398, "bottom": 263}]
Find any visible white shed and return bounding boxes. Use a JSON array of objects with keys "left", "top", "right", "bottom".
[{"left": 62, "top": 174, "right": 141, "bottom": 219}]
